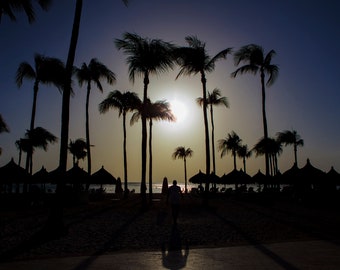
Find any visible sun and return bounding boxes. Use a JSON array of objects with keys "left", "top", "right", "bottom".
[{"left": 170, "top": 99, "right": 188, "bottom": 123}]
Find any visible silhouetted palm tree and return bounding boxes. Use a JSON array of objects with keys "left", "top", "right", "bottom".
[
  {"left": 0, "top": 0, "right": 52, "bottom": 24},
  {"left": 131, "top": 99, "right": 175, "bottom": 202},
  {"left": 54, "top": 0, "right": 128, "bottom": 239},
  {"left": 172, "top": 146, "right": 193, "bottom": 193},
  {"left": 68, "top": 138, "right": 87, "bottom": 166},
  {"left": 99, "top": 90, "right": 141, "bottom": 198},
  {"left": 75, "top": 58, "right": 116, "bottom": 177},
  {"left": 174, "top": 35, "right": 232, "bottom": 193},
  {"left": 237, "top": 144, "right": 252, "bottom": 174},
  {"left": 218, "top": 131, "right": 242, "bottom": 170},
  {"left": 253, "top": 137, "right": 282, "bottom": 177},
  {"left": 15, "top": 138, "right": 27, "bottom": 166},
  {"left": 0, "top": 114, "right": 9, "bottom": 155},
  {"left": 22, "top": 127, "right": 57, "bottom": 191},
  {"left": 231, "top": 44, "right": 279, "bottom": 177},
  {"left": 197, "top": 88, "right": 229, "bottom": 176},
  {"left": 276, "top": 129, "right": 304, "bottom": 167},
  {"left": 115, "top": 32, "right": 175, "bottom": 206},
  {"left": 16, "top": 53, "right": 65, "bottom": 173}
]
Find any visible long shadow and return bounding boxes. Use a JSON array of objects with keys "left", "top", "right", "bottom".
[
  {"left": 206, "top": 205, "right": 300, "bottom": 270},
  {"left": 72, "top": 201, "right": 147, "bottom": 270},
  {"left": 161, "top": 225, "right": 189, "bottom": 270},
  {"left": 0, "top": 197, "right": 146, "bottom": 268},
  {"left": 233, "top": 198, "right": 340, "bottom": 247}
]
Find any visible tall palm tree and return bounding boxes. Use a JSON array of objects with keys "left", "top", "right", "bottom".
[
  {"left": 68, "top": 138, "right": 87, "bottom": 166},
  {"left": 75, "top": 58, "right": 116, "bottom": 177},
  {"left": 16, "top": 53, "right": 65, "bottom": 174},
  {"left": 0, "top": 0, "right": 52, "bottom": 24},
  {"left": 197, "top": 88, "right": 229, "bottom": 175},
  {"left": 131, "top": 99, "right": 175, "bottom": 202},
  {"left": 115, "top": 32, "right": 175, "bottom": 206},
  {"left": 0, "top": 114, "right": 9, "bottom": 155},
  {"left": 54, "top": 0, "right": 128, "bottom": 238},
  {"left": 276, "top": 129, "right": 304, "bottom": 167},
  {"left": 237, "top": 144, "right": 252, "bottom": 174},
  {"left": 172, "top": 146, "right": 193, "bottom": 194},
  {"left": 99, "top": 90, "right": 141, "bottom": 199},
  {"left": 174, "top": 35, "right": 232, "bottom": 193},
  {"left": 231, "top": 44, "right": 279, "bottom": 177},
  {"left": 218, "top": 131, "right": 242, "bottom": 171}
]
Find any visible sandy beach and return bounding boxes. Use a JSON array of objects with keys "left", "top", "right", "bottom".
[{"left": 1, "top": 191, "right": 340, "bottom": 262}]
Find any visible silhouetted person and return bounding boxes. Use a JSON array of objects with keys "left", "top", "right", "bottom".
[{"left": 167, "top": 180, "right": 182, "bottom": 225}]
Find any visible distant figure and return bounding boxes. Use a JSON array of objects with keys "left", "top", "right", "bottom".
[
  {"left": 115, "top": 177, "right": 123, "bottom": 198},
  {"left": 167, "top": 180, "right": 182, "bottom": 225},
  {"left": 162, "top": 177, "right": 169, "bottom": 195}
]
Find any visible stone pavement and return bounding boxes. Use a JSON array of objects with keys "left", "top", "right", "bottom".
[{"left": 1, "top": 240, "right": 340, "bottom": 270}]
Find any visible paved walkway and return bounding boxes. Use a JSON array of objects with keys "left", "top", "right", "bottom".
[{"left": 1, "top": 240, "right": 340, "bottom": 270}]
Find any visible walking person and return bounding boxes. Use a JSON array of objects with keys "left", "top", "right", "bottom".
[{"left": 167, "top": 180, "right": 182, "bottom": 226}]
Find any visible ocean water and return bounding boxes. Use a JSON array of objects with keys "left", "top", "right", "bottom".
[{"left": 8, "top": 182, "right": 260, "bottom": 194}]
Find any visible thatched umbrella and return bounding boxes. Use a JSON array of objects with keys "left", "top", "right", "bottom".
[
  {"left": 189, "top": 170, "right": 207, "bottom": 184},
  {"left": 0, "top": 158, "right": 31, "bottom": 184},
  {"left": 220, "top": 169, "right": 252, "bottom": 189},
  {"left": 32, "top": 166, "right": 49, "bottom": 184},
  {"left": 279, "top": 163, "right": 300, "bottom": 185},
  {"left": 65, "top": 164, "right": 89, "bottom": 185},
  {"left": 252, "top": 170, "right": 267, "bottom": 185},
  {"left": 90, "top": 166, "right": 117, "bottom": 188},
  {"left": 297, "top": 158, "right": 326, "bottom": 186},
  {"left": 320, "top": 166, "right": 340, "bottom": 192}
]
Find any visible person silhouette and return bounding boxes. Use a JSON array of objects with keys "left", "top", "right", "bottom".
[{"left": 167, "top": 180, "right": 182, "bottom": 225}]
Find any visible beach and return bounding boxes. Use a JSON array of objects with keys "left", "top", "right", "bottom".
[{"left": 1, "top": 191, "right": 340, "bottom": 262}]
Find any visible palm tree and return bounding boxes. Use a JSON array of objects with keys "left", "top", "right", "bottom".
[
  {"left": 237, "top": 144, "right": 252, "bottom": 174},
  {"left": 68, "top": 138, "right": 87, "bottom": 166},
  {"left": 0, "top": 114, "right": 9, "bottom": 155},
  {"left": 99, "top": 90, "right": 141, "bottom": 199},
  {"left": 16, "top": 53, "right": 65, "bottom": 174},
  {"left": 174, "top": 35, "right": 232, "bottom": 193},
  {"left": 115, "top": 32, "right": 175, "bottom": 206},
  {"left": 218, "top": 131, "right": 242, "bottom": 171},
  {"left": 23, "top": 126, "right": 57, "bottom": 191},
  {"left": 53, "top": 0, "right": 128, "bottom": 238},
  {"left": 131, "top": 99, "right": 175, "bottom": 202},
  {"left": 172, "top": 146, "right": 193, "bottom": 193},
  {"left": 231, "top": 44, "right": 279, "bottom": 177},
  {"left": 75, "top": 58, "right": 116, "bottom": 177},
  {"left": 276, "top": 129, "right": 304, "bottom": 167},
  {"left": 197, "top": 88, "right": 229, "bottom": 176},
  {"left": 15, "top": 138, "right": 27, "bottom": 166},
  {"left": 0, "top": 0, "right": 52, "bottom": 24},
  {"left": 253, "top": 137, "right": 282, "bottom": 177}
]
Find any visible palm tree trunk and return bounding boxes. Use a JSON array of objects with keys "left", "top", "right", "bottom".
[
  {"left": 59, "top": 0, "right": 82, "bottom": 175},
  {"left": 26, "top": 83, "right": 39, "bottom": 176},
  {"left": 201, "top": 73, "right": 211, "bottom": 195},
  {"left": 148, "top": 119, "right": 153, "bottom": 203},
  {"left": 123, "top": 112, "right": 128, "bottom": 198},
  {"left": 184, "top": 158, "right": 187, "bottom": 193},
  {"left": 294, "top": 143, "right": 298, "bottom": 166},
  {"left": 53, "top": 0, "right": 82, "bottom": 237},
  {"left": 141, "top": 73, "right": 149, "bottom": 207},
  {"left": 85, "top": 82, "right": 91, "bottom": 190},
  {"left": 260, "top": 70, "right": 270, "bottom": 177},
  {"left": 210, "top": 105, "right": 216, "bottom": 188}
]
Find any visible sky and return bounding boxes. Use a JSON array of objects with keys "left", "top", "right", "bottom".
[{"left": 1, "top": 0, "right": 340, "bottom": 184}]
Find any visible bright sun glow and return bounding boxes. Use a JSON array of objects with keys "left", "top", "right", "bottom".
[{"left": 170, "top": 99, "right": 188, "bottom": 123}]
